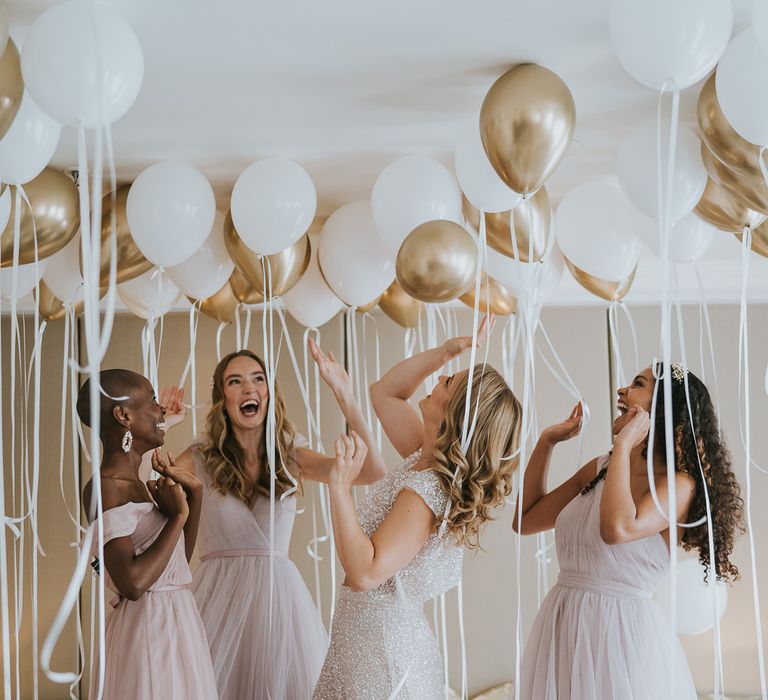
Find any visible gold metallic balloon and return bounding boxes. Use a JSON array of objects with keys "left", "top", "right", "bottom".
[
  {"left": 396, "top": 220, "right": 477, "bottom": 303},
  {"left": 694, "top": 177, "right": 766, "bottom": 233},
  {"left": 737, "top": 220, "right": 768, "bottom": 259},
  {"left": 463, "top": 186, "right": 551, "bottom": 262},
  {"left": 700, "top": 142, "right": 768, "bottom": 215},
  {"left": 379, "top": 280, "right": 424, "bottom": 328},
  {"left": 224, "top": 211, "right": 311, "bottom": 297},
  {"left": 229, "top": 266, "right": 265, "bottom": 305},
  {"left": 459, "top": 273, "right": 517, "bottom": 315},
  {"left": 98, "top": 186, "right": 153, "bottom": 285},
  {"left": 480, "top": 64, "right": 576, "bottom": 195},
  {"left": 564, "top": 256, "right": 636, "bottom": 302},
  {"left": 190, "top": 279, "right": 239, "bottom": 324},
  {"left": 697, "top": 73, "right": 766, "bottom": 181},
  {"left": 0, "top": 168, "right": 79, "bottom": 267},
  {"left": 0, "top": 39, "right": 22, "bottom": 140},
  {"left": 356, "top": 296, "right": 381, "bottom": 313}
]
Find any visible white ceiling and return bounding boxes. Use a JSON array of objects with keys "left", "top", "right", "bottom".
[{"left": 8, "top": 0, "right": 768, "bottom": 305}]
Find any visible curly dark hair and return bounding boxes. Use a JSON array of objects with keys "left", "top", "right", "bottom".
[{"left": 583, "top": 365, "right": 745, "bottom": 583}]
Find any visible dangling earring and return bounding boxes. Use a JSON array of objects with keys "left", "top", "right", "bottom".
[{"left": 122, "top": 429, "right": 133, "bottom": 453}]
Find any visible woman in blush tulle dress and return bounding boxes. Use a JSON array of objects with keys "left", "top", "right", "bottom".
[
  {"left": 515, "top": 364, "right": 745, "bottom": 699},
  {"left": 76, "top": 369, "right": 216, "bottom": 700},
  {"left": 167, "top": 344, "right": 387, "bottom": 700}
]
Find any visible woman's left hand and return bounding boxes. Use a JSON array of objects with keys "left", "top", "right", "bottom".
[
  {"left": 615, "top": 406, "right": 651, "bottom": 451},
  {"left": 158, "top": 385, "right": 186, "bottom": 431},
  {"left": 151, "top": 449, "right": 201, "bottom": 495},
  {"left": 308, "top": 337, "right": 352, "bottom": 398},
  {"left": 329, "top": 432, "right": 368, "bottom": 489}
]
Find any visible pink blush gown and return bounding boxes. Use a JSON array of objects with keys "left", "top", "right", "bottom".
[
  {"left": 520, "top": 455, "right": 698, "bottom": 700},
  {"left": 89, "top": 501, "right": 218, "bottom": 700},
  {"left": 191, "top": 449, "right": 328, "bottom": 700}
]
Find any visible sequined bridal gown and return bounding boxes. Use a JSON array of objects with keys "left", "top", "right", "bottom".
[
  {"left": 520, "top": 455, "right": 697, "bottom": 700},
  {"left": 313, "top": 450, "right": 464, "bottom": 700}
]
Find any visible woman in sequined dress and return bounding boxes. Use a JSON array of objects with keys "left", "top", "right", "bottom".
[
  {"left": 313, "top": 321, "right": 523, "bottom": 699},
  {"left": 515, "top": 365, "right": 744, "bottom": 699}
]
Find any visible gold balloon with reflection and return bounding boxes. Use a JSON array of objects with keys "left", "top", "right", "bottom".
[
  {"left": 463, "top": 186, "right": 551, "bottom": 262},
  {"left": 98, "top": 186, "right": 153, "bottom": 285},
  {"left": 564, "top": 256, "right": 636, "bottom": 302},
  {"left": 224, "top": 211, "right": 311, "bottom": 297},
  {"left": 356, "top": 296, "right": 381, "bottom": 313},
  {"left": 396, "top": 220, "right": 477, "bottom": 303},
  {"left": 697, "top": 73, "right": 767, "bottom": 181},
  {"left": 0, "top": 168, "right": 80, "bottom": 267},
  {"left": 379, "top": 280, "right": 424, "bottom": 328},
  {"left": 189, "top": 278, "right": 239, "bottom": 324},
  {"left": 459, "top": 273, "right": 517, "bottom": 315},
  {"left": 0, "top": 39, "right": 23, "bottom": 140},
  {"left": 34, "top": 281, "right": 83, "bottom": 321},
  {"left": 229, "top": 267, "right": 264, "bottom": 305},
  {"left": 700, "top": 143, "right": 768, "bottom": 216},
  {"left": 480, "top": 63, "right": 575, "bottom": 195},
  {"left": 694, "top": 177, "right": 766, "bottom": 233}
]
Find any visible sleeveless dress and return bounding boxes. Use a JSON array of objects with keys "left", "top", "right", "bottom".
[
  {"left": 520, "top": 455, "right": 698, "bottom": 699},
  {"left": 191, "top": 448, "right": 328, "bottom": 700},
  {"left": 89, "top": 501, "right": 218, "bottom": 699},
  {"left": 313, "top": 450, "right": 464, "bottom": 700}
]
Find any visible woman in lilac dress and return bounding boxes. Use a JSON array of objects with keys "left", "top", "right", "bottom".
[{"left": 515, "top": 364, "right": 744, "bottom": 699}]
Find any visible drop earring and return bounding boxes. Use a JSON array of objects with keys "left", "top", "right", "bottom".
[{"left": 122, "top": 429, "right": 133, "bottom": 453}]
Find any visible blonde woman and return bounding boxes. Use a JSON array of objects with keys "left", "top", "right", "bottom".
[
  {"left": 163, "top": 348, "right": 387, "bottom": 700},
  {"left": 312, "top": 323, "right": 522, "bottom": 699}
]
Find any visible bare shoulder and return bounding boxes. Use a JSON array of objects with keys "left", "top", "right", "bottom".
[
  {"left": 81, "top": 476, "right": 128, "bottom": 523},
  {"left": 174, "top": 445, "right": 198, "bottom": 474}
]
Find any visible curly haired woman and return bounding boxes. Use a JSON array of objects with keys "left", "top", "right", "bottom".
[
  {"left": 515, "top": 364, "right": 744, "bottom": 700},
  {"left": 312, "top": 319, "right": 522, "bottom": 699},
  {"left": 163, "top": 344, "right": 388, "bottom": 700}
]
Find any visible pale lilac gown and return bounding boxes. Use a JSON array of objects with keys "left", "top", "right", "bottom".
[
  {"left": 520, "top": 454, "right": 697, "bottom": 700},
  {"left": 89, "top": 501, "right": 218, "bottom": 700},
  {"left": 191, "top": 448, "right": 328, "bottom": 700}
]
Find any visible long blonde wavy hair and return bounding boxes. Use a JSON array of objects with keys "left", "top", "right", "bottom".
[
  {"left": 201, "top": 350, "right": 300, "bottom": 505},
  {"left": 431, "top": 364, "right": 522, "bottom": 549}
]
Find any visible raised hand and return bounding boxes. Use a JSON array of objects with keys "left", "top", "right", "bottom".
[
  {"left": 158, "top": 385, "right": 186, "bottom": 431},
  {"left": 329, "top": 432, "right": 368, "bottom": 489},
  {"left": 542, "top": 402, "right": 584, "bottom": 445},
  {"left": 615, "top": 405, "right": 651, "bottom": 451},
  {"left": 151, "top": 449, "right": 201, "bottom": 495},
  {"left": 147, "top": 476, "right": 189, "bottom": 521},
  {"left": 443, "top": 315, "right": 494, "bottom": 359},
  {"left": 308, "top": 336, "right": 353, "bottom": 398}
]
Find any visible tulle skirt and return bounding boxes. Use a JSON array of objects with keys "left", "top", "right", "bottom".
[
  {"left": 193, "top": 555, "right": 328, "bottom": 700},
  {"left": 521, "top": 578, "right": 697, "bottom": 700}
]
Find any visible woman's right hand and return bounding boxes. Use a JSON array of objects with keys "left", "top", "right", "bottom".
[
  {"left": 158, "top": 385, "right": 186, "bottom": 431},
  {"left": 147, "top": 476, "right": 189, "bottom": 521},
  {"left": 443, "top": 315, "right": 493, "bottom": 360},
  {"left": 541, "top": 402, "right": 584, "bottom": 444}
]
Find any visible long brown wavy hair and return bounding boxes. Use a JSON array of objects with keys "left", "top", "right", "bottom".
[
  {"left": 201, "top": 350, "right": 300, "bottom": 505},
  {"left": 431, "top": 365, "right": 522, "bottom": 549},
  {"left": 583, "top": 366, "right": 745, "bottom": 583}
]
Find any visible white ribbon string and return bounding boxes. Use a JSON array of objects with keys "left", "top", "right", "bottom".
[{"left": 0, "top": 208, "right": 11, "bottom": 699}]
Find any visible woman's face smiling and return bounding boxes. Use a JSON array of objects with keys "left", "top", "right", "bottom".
[
  {"left": 614, "top": 367, "right": 655, "bottom": 435},
  {"left": 222, "top": 355, "right": 269, "bottom": 431}
]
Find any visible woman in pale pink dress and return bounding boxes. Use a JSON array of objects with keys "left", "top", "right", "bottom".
[
  {"left": 168, "top": 344, "right": 386, "bottom": 699},
  {"left": 77, "top": 369, "right": 217, "bottom": 700},
  {"left": 515, "top": 364, "right": 744, "bottom": 699}
]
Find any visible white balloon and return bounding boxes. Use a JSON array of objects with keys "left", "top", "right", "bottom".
[
  {"left": 371, "top": 156, "right": 462, "bottom": 253},
  {"left": 484, "top": 243, "right": 564, "bottom": 307},
  {"left": 617, "top": 122, "right": 706, "bottom": 222},
  {"left": 0, "top": 186, "right": 10, "bottom": 232},
  {"left": 716, "top": 29, "right": 768, "bottom": 147},
  {"left": 555, "top": 182, "right": 640, "bottom": 281},
  {"left": 127, "top": 161, "right": 216, "bottom": 269},
  {"left": 42, "top": 233, "right": 84, "bottom": 304},
  {"left": 0, "top": 260, "right": 48, "bottom": 301},
  {"left": 21, "top": 0, "right": 143, "bottom": 128},
  {"left": 754, "top": 0, "right": 768, "bottom": 62},
  {"left": 167, "top": 212, "right": 234, "bottom": 298},
  {"left": 318, "top": 201, "right": 395, "bottom": 307},
  {"left": 630, "top": 208, "right": 715, "bottom": 263},
  {"left": 118, "top": 270, "right": 182, "bottom": 320},
  {"left": 655, "top": 558, "right": 728, "bottom": 636},
  {"left": 455, "top": 117, "right": 521, "bottom": 213},
  {"left": 0, "top": 1, "right": 9, "bottom": 56},
  {"left": 609, "top": 0, "right": 732, "bottom": 91},
  {"left": 0, "top": 91, "right": 61, "bottom": 185},
  {"left": 231, "top": 157, "right": 316, "bottom": 256},
  {"left": 283, "top": 233, "right": 345, "bottom": 328}
]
